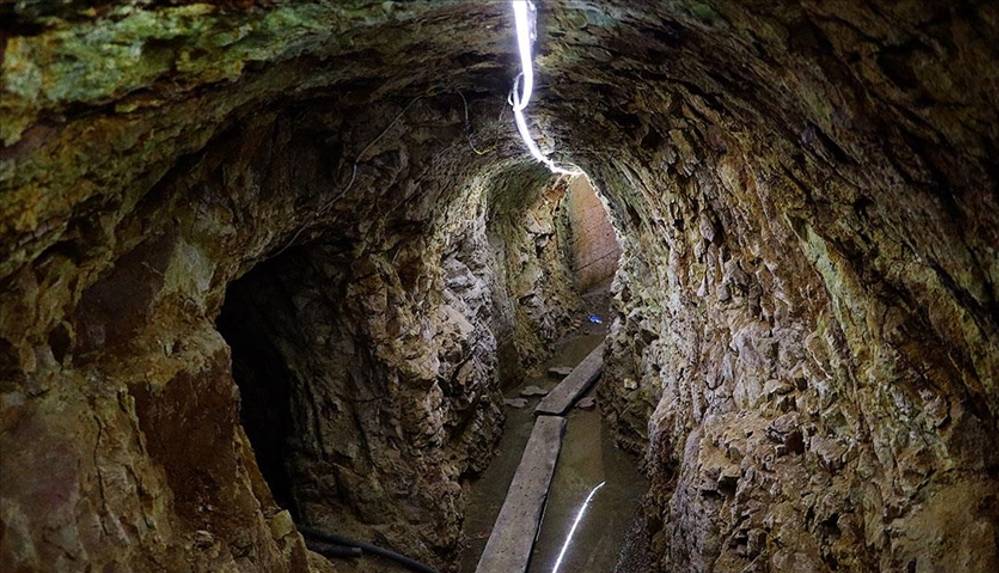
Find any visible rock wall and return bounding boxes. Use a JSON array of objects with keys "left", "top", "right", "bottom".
[
  {"left": 565, "top": 176, "right": 622, "bottom": 291},
  {"left": 218, "top": 240, "right": 502, "bottom": 567},
  {"left": 560, "top": 3, "right": 999, "bottom": 572},
  {"left": 486, "top": 171, "right": 583, "bottom": 378},
  {"left": 2, "top": 1, "right": 997, "bottom": 572}
]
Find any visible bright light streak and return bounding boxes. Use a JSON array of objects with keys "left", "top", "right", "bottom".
[
  {"left": 510, "top": 0, "right": 582, "bottom": 176},
  {"left": 551, "top": 481, "right": 606, "bottom": 573},
  {"left": 513, "top": 105, "right": 579, "bottom": 175},
  {"left": 512, "top": 0, "right": 534, "bottom": 111}
]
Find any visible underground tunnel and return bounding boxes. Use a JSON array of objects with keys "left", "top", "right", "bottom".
[{"left": 1, "top": 1, "right": 997, "bottom": 573}]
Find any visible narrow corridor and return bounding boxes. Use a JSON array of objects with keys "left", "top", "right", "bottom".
[{"left": 460, "top": 285, "right": 645, "bottom": 572}]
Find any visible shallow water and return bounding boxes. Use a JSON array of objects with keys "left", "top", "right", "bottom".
[
  {"left": 527, "top": 404, "right": 645, "bottom": 573},
  {"left": 458, "top": 319, "right": 645, "bottom": 573}
]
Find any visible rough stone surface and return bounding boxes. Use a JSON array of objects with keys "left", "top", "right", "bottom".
[
  {"left": 565, "top": 176, "right": 622, "bottom": 290},
  {"left": 582, "top": 3, "right": 999, "bottom": 572},
  {"left": 1, "top": 1, "right": 997, "bottom": 573},
  {"left": 0, "top": 5, "right": 582, "bottom": 570},
  {"left": 519, "top": 385, "right": 549, "bottom": 398},
  {"left": 548, "top": 366, "right": 574, "bottom": 378}
]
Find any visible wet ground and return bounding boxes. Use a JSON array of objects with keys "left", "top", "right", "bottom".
[
  {"left": 459, "top": 286, "right": 646, "bottom": 572},
  {"left": 527, "top": 403, "right": 646, "bottom": 573}
]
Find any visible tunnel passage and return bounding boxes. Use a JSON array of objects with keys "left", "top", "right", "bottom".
[
  {"left": 215, "top": 169, "right": 627, "bottom": 570},
  {"left": 211, "top": 161, "right": 624, "bottom": 534},
  {"left": 1, "top": 2, "right": 997, "bottom": 573},
  {"left": 215, "top": 240, "right": 433, "bottom": 547},
  {"left": 206, "top": 157, "right": 605, "bottom": 568}
]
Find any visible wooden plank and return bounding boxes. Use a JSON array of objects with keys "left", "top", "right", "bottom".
[
  {"left": 475, "top": 415, "right": 566, "bottom": 573},
  {"left": 534, "top": 342, "right": 604, "bottom": 416}
]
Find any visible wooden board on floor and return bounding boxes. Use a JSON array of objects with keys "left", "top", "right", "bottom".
[
  {"left": 535, "top": 342, "right": 604, "bottom": 416},
  {"left": 475, "top": 415, "right": 566, "bottom": 573}
]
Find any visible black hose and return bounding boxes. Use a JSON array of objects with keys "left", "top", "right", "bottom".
[
  {"left": 299, "top": 526, "right": 440, "bottom": 573},
  {"left": 304, "top": 539, "right": 362, "bottom": 558}
]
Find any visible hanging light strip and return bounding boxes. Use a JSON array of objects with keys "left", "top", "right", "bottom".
[
  {"left": 512, "top": 1, "right": 535, "bottom": 112},
  {"left": 510, "top": 0, "right": 581, "bottom": 175}
]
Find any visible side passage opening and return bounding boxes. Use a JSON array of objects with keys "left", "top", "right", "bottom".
[
  {"left": 215, "top": 245, "right": 365, "bottom": 527},
  {"left": 216, "top": 254, "right": 305, "bottom": 516}
]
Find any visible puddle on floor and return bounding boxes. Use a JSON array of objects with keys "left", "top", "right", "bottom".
[
  {"left": 527, "top": 402, "right": 646, "bottom": 573},
  {"left": 458, "top": 387, "right": 538, "bottom": 572},
  {"left": 458, "top": 290, "right": 645, "bottom": 573},
  {"left": 458, "top": 331, "right": 605, "bottom": 571}
]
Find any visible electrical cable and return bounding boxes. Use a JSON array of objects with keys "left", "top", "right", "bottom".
[
  {"left": 304, "top": 538, "right": 363, "bottom": 558},
  {"left": 269, "top": 95, "right": 425, "bottom": 257},
  {"left": 456, "top": 89, "right": 488, "bottom": 156},
  {"left": 300, "top": 526, "right": 440, "bottom": 573}
]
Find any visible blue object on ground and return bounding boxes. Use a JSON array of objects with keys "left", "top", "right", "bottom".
[{"left": 587, "top": 314, "right": 603, "bottom": 324}]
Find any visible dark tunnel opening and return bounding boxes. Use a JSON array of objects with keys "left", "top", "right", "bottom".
[
  {"left": 217, "top": 254, "right": 303, "bottom": 518},
  {"left": 214, "top": 240, "right": 377, "bottom": 537}
]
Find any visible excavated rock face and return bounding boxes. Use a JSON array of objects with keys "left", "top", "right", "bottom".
[
  {"left": 1, "top": 2, "right": 996, "bottom": 573},
  {"left": 565, "top": 176, "right": 622, "bottom": 290}
]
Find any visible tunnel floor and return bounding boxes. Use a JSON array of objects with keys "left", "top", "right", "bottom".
[{"left": 459, "top": 285, "right": 645, "bottom": 572}]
